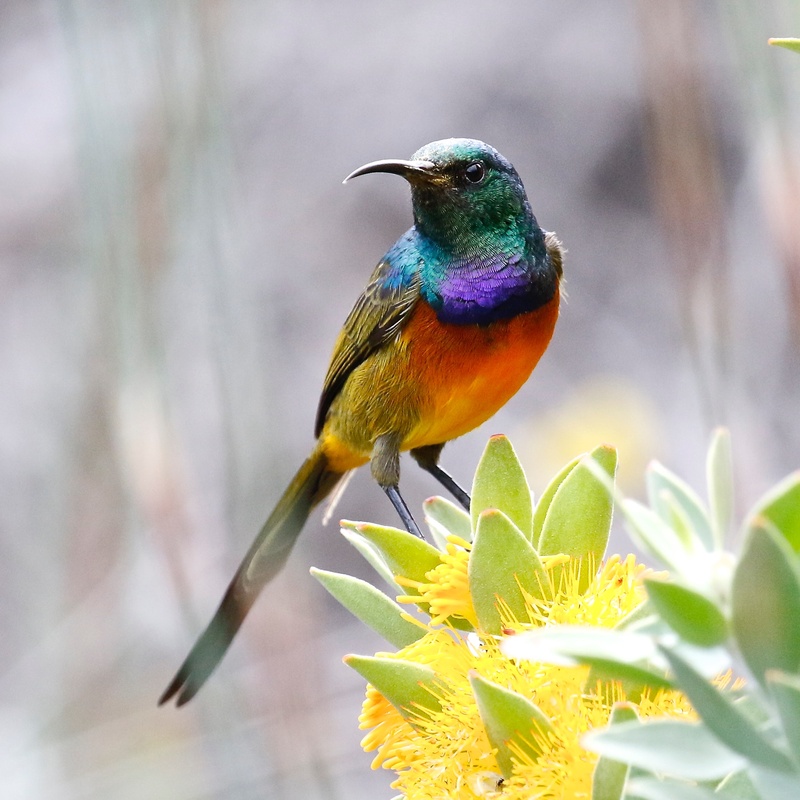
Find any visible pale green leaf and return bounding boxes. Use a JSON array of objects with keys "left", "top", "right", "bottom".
[
  {"left": 471, "top": 435, "right": 533, "bottom": 540},
  {"left": 537, "top": 445, "right": 617, "bottom": 592},
  {"left": 591, "top": 703, "right": 637, "bottom": 800},
  {"left": 625, "top": 777, "right": 720, "bottom": 800},
  {"left": 344, "top": 655, "right": 440, "bottom": 721},
  {"left": 647, "top": 461, "right": 714, "bottom": 551},
  {"left": 747, "top": 471, "right": 800, "bottom": 552},
  {"left": 644, "top": 579, "right": 728, "bottom": 647},
  {"left": 340, "top": 527, "right": 397, "bottom": 589},
  {"left": 707, "top": 428, "right": 734, "bottom": 549},
  {"left": 769, "top": 38, "right": 800, "bottom": 54},
  {"left": 732, "top": 519, "right": 800, "bottom": 683},
  {"left": 748, "top": 766, "right": 800, "bottom": 800},
  {"left": 503, "top": 626, "right": 657, "bottom": 666},
  {"left": 767, "top": 670, "right": 800, "bottom": 765},
  {"left": 468, "top": 509, "right": 549, "bottom": 634},
  {"left": 423, "top": 495, "right": 472, "bottom": 541},
  {"left": 421, "top": 516, "right": 450, "bottom": 551},
  {"left": 310, "top": 568, "right": 423, "bottom": 648},
  {"left": 341, "top": 520, "right": 441, "bottom": 592},
  {"left": 715, "top": 770, "right": 761, "bottom": 799},
  {"left": 503, "top": 626, "right": 672, "bottom": 694},
  {"left": 584, "top": 719, "right": 745, "bottom": 781},
  {"left": 469, "top": 671, "right": 554, "bottom": 779},
  {"left": 658, "top": 488, "right": 701, "bottom": 552},
  {"left": 622, "top": 499, "right": 693, "bottom": 571},
  {"left": 532, "top": 454, "right": 580, "bottom": 544},
  {"left": 660, "top": 647, "right": 794, "bottom": 772}
]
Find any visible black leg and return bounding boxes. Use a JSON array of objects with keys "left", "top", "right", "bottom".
[
  {"left": 371, "top": 433, "right": 425, "bottom": 539},
  {"left": 384, "top": 484, "right": 423, "bottom": 539},
  {"left": 411, "top": 444, "right": 471, "bottom": 511}
]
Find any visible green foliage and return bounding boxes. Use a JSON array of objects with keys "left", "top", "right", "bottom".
[
  {"left": 643, "top": 579, "right": 728, "bottom": 646},
  {"left": 577, "top": 429, "right": 800, "bottom": 798},
  {"left": 317, "top": 427, "right": 800, "bottom": 798},
  {"left": 584, "top": 719, "right": 746, "bottom": 781},
  {"left": 732, "top": 519, "right": 800, "bottom": 683},
  {"left": 591, "top": 703, "right": 638, "bottom": 800},
  {"left": 537, "top": 444, "right": 618, "bottom": 592},
  {"left": 469, "top": 672, "right": 554, "bottom": 778},
  {"left": 343, "top": 655, "right": 442, "bottom": 721},
  {"left": 310, "top": 568, "right": 423, "bottom": 648},
  {"left": 316, "top": 434, "right": 619, "bottom": 790},
  {"left": 340, "top": 519, "right": 441, "bottom": 594},
  {"left": 470, "top": 434, "right": 534, "bottom": 539},
  {"left": 469, "top": 508, "right": 549, "bottom": 633},
  {"left": 769, "top": 38, "right": 800, "bottom": 54}
]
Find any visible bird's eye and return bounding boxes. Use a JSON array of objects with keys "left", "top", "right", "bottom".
[{"left": 464, "top": 162, "right": 485, "bottom": 184}]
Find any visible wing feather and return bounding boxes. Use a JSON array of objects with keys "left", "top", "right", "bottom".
[{"left": 314, "top": 260, "right": 420, "bottom": 436}]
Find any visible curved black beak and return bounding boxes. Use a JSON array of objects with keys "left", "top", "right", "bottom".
[{"left": 343, "top": 158, "right": 436, "bottom": 184}]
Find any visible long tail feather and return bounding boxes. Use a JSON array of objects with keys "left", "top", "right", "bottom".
[{"left": 159, "top": 446, "right": 340, "bottom": 706}]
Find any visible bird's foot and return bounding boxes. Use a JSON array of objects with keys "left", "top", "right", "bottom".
[{"left": 384, "top": 485, "right": 424, "bottom": 539}]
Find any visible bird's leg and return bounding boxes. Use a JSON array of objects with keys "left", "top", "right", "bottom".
[
  {"left": 372, "top": 434, "right": 424, "bottom": 539},
  {"left": 411, "top": 444, "right": 471, "bottom": 511},
  {"left": 384, "top": 485, "right": 423, "bottom": 539}
]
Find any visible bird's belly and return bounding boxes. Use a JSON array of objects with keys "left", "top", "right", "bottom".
[
  {"left": 401, "top": 290, "right": 560, "bottom": 450},
  {"left": 319, "top": 289, "right": 560, "bottom": 472}
]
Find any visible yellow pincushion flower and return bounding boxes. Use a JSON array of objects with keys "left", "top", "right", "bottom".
[
  {"left": 319, "top": 435, "right": 765, "bottom": 800},
  {"left": 396, "top": 534, "right": 476, "bottom": 626},
  {"left": 357, "top": 554, "right": 695, "bottom": 800}
]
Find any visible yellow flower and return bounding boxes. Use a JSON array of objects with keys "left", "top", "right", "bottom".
[
  {"left": 357, "top": 554, "right": 696, "bottom": 800},
  {"left": 396, "top": 535, "right": 477, "bottom": 627}
]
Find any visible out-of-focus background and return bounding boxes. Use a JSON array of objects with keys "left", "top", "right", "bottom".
[{"left": 3, "top": 1, "right": 799, "bottom": 797}]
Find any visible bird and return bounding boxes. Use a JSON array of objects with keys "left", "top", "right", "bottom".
[{"left": 159, "top": 138, "right": 564, "bottom": 706}]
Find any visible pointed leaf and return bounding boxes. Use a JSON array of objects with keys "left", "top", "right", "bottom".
[
  {"left": 468, "top": 509, "right": 549, "bottom": 634},
  {"left": 644, "top": 579, "right": 728, "bottom": 647},
  {"left": 532, "top": 455, "right": 580, "bottom": 544},
  {"left": 658, "top": 488, "right": 701, "bottom": 552},
  {"left": 344, "top": 655, "right": 441, "bottom": 720},
  {"left": 647, "top": 461, "right": 714, "bottom": 550},
  {"left": 342, "top": 520, "right": 442, "bottom": 590},
  {"left": 503, "top": 626, "right": 657, "bottom": 666},
  {"left": 767, "top": 670, "right": 800, "bottom": 765},
  {"left": 469, "top": 672, "right": 554, "bottom": 779},
  {"left": 715, "top": 770, "right": 761, "bottom": 800},
  {"left": 502, "top": 626, "right": 673, "bottom": 694},
  {"left": 769, "top": 38, "right": 800, "bottom": 54},
  {"left": 614, "top": 600, "right": 662, "bottom": 633},
  {"left": 471, "top": 435, "right": 533, "bottom": 540},
  {"left": 424, "top": 495, "right": 472, "bottom": 542},
  {"left": 625, "top": 777, "right": 720, "bottom": 800},
  {"left": 584, "top": 719, "right": 746, "bottom": 781},
  {"left": 748, "top": 471, "right": 800, "bottom": 552},
  {"left": 591, "top": 703, "right": 637, "bottom": 800},
  {"left": 584, "top": 660, "right": 674, "bottom": 694},
  {"left": 341, "top": 528, "right": 398, "bottom": 589},
  {"left": 660, "top": 646, "right": 794, "bottom": 772},
  {"left": 311, "top": 569, "right": 423, "bottom": 648},
  {"left": 537, "top": 445, "right": 617, "bottom": 591},
  {"left": 421, "top": 517, "right": 450, "bottom": 551},
  {"left": 622, "top": 499, "right": 692, "bottom": 571},
  {"left": 732, "top": 519, "right": 800, "bottom": 683},
  {"left": 749, "top": 767, "right": 800, "bottom": 800},
  {"left": 707, "top": 428, "right": 734, "bottom": 549}
]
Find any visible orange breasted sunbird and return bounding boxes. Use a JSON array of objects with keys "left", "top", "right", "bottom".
[{"left": 160, "top": 138, "right": 564, "bottom": 705}]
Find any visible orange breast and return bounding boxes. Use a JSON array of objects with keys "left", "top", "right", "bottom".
[
  {"left": 319, "top": 287, "right": 561, "bottom": 473},
  {"left": 400, "top": 288, "right": 560, "bottom": 450}
]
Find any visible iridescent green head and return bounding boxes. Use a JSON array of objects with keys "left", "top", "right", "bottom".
[{"left": 345, "top": 138, "right": 538, "bottom": 252}]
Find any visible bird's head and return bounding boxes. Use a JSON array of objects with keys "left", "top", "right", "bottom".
[{"left": 345, "top": 138, "right": 536, "bottom": 251}]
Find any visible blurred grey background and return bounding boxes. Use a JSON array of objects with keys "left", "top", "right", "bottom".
[{"left": 2, "top": 1, "right": 800, "bottom": 798}]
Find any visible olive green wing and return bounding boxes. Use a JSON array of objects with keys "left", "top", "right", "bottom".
[{"left": 314, "top": 261, "right": 421, "bottom": 437}]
